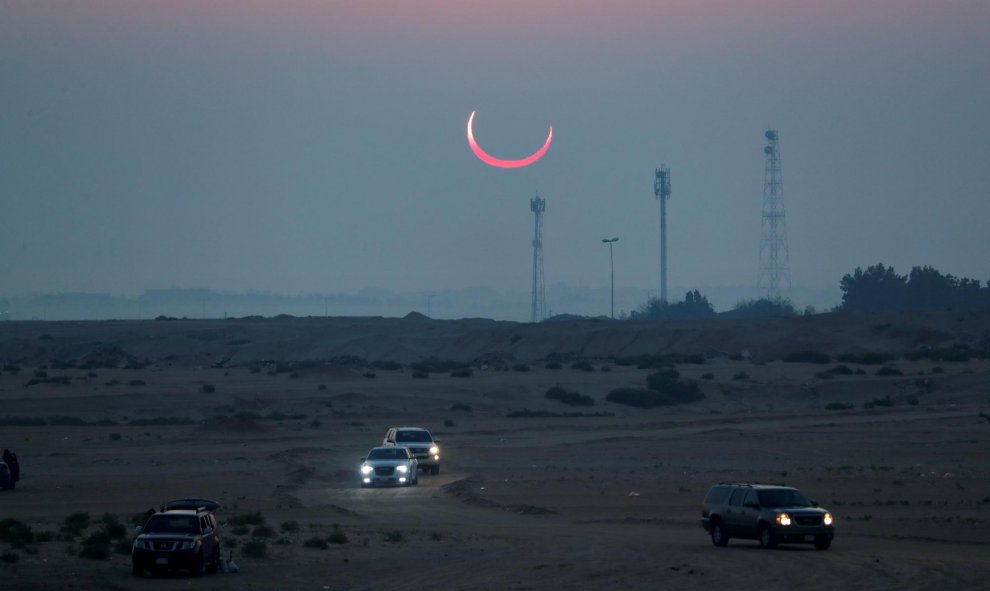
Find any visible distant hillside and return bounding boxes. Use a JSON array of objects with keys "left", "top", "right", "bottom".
[{"left": 1, "top": 309, "right": 987, "bottom": 367}]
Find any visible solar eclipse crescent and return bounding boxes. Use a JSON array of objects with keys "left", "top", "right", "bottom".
[{"left": 466, "top": 111, "right": 553, "bottom": 169}]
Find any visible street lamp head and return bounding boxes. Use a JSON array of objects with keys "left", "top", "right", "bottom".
[{"left": 602, "top": 237, "right": 619, "bottom": 243}]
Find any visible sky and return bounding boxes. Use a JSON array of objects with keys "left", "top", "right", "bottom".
[{"left": 2, "top": 0, "right": 989, "bottom": 311}]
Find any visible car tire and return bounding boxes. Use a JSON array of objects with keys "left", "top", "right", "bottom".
[
  {"left": 206, "top": 546, "right": 220, "bottom": 573},
  {"left": 758, "top": 524, "right": 777, "bottom": 549},
  {"left": 131, "top": 563, "right": 143, "bottom": 577},
  {"left": 191, "top": 552, "right": 204, "bottom": 577},
  {"left": 710, "top": 521, "right": 729, "bottom": 547},
  {"left": 814, "top": 535, "right": 832, "bottom": 550},
  {"left": 431, "top": 465, "right": 440, "bottom": 475}
]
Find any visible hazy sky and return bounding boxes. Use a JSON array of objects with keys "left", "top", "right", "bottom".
[{"left": 2, "top": 0, "right": 988, "bottom": 301}]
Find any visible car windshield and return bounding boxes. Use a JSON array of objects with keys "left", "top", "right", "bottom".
[
  {"left": 143, "top": 515, "right": 200, "bottom": 534},
  {"left": 368, "top": 448, "right": 408, "bottom": 460},
  {"left": 395, "top": 431, "right": 431, "bottom": 443},
  {"left": 758, "top": 489, "right": 811, "bottom": 508}
]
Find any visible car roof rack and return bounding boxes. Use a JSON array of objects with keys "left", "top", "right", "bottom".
[
  {"left": 161, "top": 498, "right": 220, "bottom": 513},
  {"left": 716, "top": 482, "right": 789, "bottom": 488}
]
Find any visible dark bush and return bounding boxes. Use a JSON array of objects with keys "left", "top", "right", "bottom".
[
  {"left": 371, "top": 360, "right": 402, "bottom": 371},
  {"left": 79, "top": 531, "right": 111, "bottom": 560},
  {"left": 644, "top": 373, "right": 704, "bottom": 403},
  {"left": 0, "top": 519, "right": 35, "bottom": 548},
  {"left": 701, "top": 373, "right": 714, "bottom": 380},
  {"left": 412, "top": 371, "right": 429, "bottom": 379},
  {"left": 836, "top": 352, "right": 893, "bottom": 365},
  {"left": 570, "top": 360, "right": 595, "bottom": 372},
  {"left": 1, "top": 552, "right": 17, "bottom": 564},
  {"left": 450, "top": 368, "right": 473, "bottom": 378},
  {"left": 829, "top": 365, "right": 854, "bottom": 375},
  {"left": 383, "top": 530, "right": 404, "bottom": 543},
  {"left": 606, "top": 388, "right": 673, "bottom": 408},
  {"left": 450, "top": 403, "right": 472, "bottom": 412},
  {"left": 545, "top": 387, "right": 594, "bottom": 406},
  {"left": 252, "top": 525, "right": 276, "bottom": 538},
  {"left": 876, "top": 366, "right": 903, "bottom": 376},
  {"left": 544, "top": 361, "right": 562, "bottom": 370},
  {"left": 228, "top": 512, "right": 266, "bottom": 527},
  {"left": 303, "top": 537, "right": 328, "bottom": 549},
  {"left": 824, "top": 402, "right": 854, "bottom": 411},
  {"left": 62, "top": 513, "right": 91, "bottom": 536},
  {"left": 241, "top": 540, "right": 267, "bottom": 558},
  {"left": 327, "top": 530, "right": 349, "bottom": 544},
  {"left": 864, "top": 396, "right": 896, "bottom": 409},
  {"left": 783, "top": 351, "right": 832, "bottom": 364},
  {"left": 280, "top": 521, "right": 299, "bottom": 533},
  {"left": 931, "top": 366, "right": 944, "bottom": 374},
  {"left": 512, "top": 363, "right": 530, "bottom": 372},
  {"left": 201, "top": 383, "right": 216, "bottom": 393}
]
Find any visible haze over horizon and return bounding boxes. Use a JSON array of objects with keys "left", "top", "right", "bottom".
[{"left": 3, "top": 1, "right": 988, "bottom": 309}]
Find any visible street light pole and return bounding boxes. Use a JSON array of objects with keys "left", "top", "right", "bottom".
[{"left": 602, "top": 237, "right": 619, "bottom": 319}]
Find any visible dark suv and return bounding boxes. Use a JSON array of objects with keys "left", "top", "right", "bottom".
[
  {"left": 132, "top": 498, "right": 222, "bottom": 576},
  {"left": 383, "top": 427, "right": 441, "bottom": 474},
  {"left": 701, "top": 483, "right": 834, "bottom": 550}
]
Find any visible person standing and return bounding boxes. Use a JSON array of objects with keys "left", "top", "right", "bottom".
[{"left": 1, "top": 449, "right": 18, "bottom": 489}]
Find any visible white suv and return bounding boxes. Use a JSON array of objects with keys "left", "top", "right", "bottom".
[{"left": 383, "top": 427, "right": 441, "bottom": 474}]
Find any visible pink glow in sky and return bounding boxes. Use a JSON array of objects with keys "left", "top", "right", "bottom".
[{"left": 466, "top": 111, "right": 553, "bottom": 169}]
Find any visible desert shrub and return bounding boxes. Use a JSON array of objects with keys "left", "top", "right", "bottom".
[
  {"left": 824, "top": 402, "right": 854, "bottom": 411},
  {"left": 241, "top": 540, "right": 267, "bottom": 559},
  {"left": 128, "top": 416, "right": 193, "bottom": 426},
  {"left": 303, "top": 536, "right": 328, "bottom": 549},
  {"left": 701, "top": 373, "right": 714, "bottom": 380},
  {"left": 224, "top": 538, "right": 239, "bottom": 549},
  {"left": 829, "top": 365, "right": 854, "bottom": 375},
  {"left": 450, "top": 368, "right": 473, "bottom": 378},
  {"left": 371, "top": 360, "right": 402, "bottom": 370},
  {"left": 127, "top": 379, "right": 145, "bottom": 386},
  {"left": 1, "top": 551, "right": 17, "bottom": 563},
  {"left": 570, "top": 360, "right": 595, "bottom": 372},
  {"left": 201, "top": 383, "right": 216, "bottom": 393},
  {"left": 49, "top": 416, "right": 87, "bottom": 426},
  {"left": 124, "top": 360, "right": 147, "bottom": 370},
  {"left": 362, "top": 371, "right": 377, "bottom": 379},
  {"left": 0, "top": 416, "right": 46, "bottom": 426},
  {"left": 227, "top": 338, "right": 250, "bottom": 345},
  {"left": 931, "top": 366, "right": 944, "bottom": 374},
  {"left": 600, "top": 364, "right": 612, "bottom": 372},
  {"left": 507, "top": 409, "right": 613, "bottom": 418},
  {"left": 544, "top": 361, "right": 562, "bottom": 369},
  {"left": 411, "top": 358, "right": 468, "bottom": 373},
  {"left": 412, "top": 371, "right": 429, "bottom": 379},
  {"left": 545, "top": 387, "right": 594, "bottom": 406},
  {"left": 450, "top": 403, "right": 472, "bottom": 413},
  {"left": 100, "top": 515, "right": 126, "bottom": 539},
  {"left": 383, "top": 530, "right": 404, "bottom": 543},
  {"left": 0, "top": 519, "right": 35, "bottom": 548},
  {"left": 606, "top": 388, "right": 672, "bottom": 408},
  {"left": 863, "top": 396, "right": 896, "bottom": 409},
  {"left": 837, "top": 352, "right": 893, "bottom": 365},
  {"left": 815, "top": 372, "right": 834, "bottom": 379},
  {"left": 62, "top": 513, "right": 91, "bottom": 536},
  {"left": 646, "top": 371, "right": 702, "bottom": 398},
  {"left": 230, "top": 525, "right": 249, "bottom": 536},
  {"left": 732, "top": 372, "right": 749, "bottom": 381},
  {"left": 512, "top": 363, "right": 530, "bottom": 372},
  {"left": 327, "top": 530, "right": 349, "bottom": 544},
  {"left": 109, "top": 433, "right": 122, "bottom": 441},
  {"left": 34, "top": 531, "right": 55, "bottom": 543},
  {"left": 783, "top": 351, "right": 831, "bottom": 364},
  {"left": 252, "top": 525, "right": 276, "bottom": 538},
  {"left": 430, "top": 531, "right": 443, "bottom": 541},
  {"left": 228, "top": 512, "right": 266, "bottom": 527},
  {"left": 78, "top": 532, "right": 111, "bottom": 560},
  {"left": 876, "top": 366, "right": 903, "bottom": 376},
  {"left": 444, "top": 419, "right": 455, "bottom": 427},
  {"left": 279, "top": 521, "right": 299, "bottom": 533},
  {"left": 112, "top": 537, "right": 133, "bottom": 555}
]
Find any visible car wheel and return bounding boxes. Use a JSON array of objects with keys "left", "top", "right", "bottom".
[
  {"left": 710, "top": 521, "right": 729, "bottom": 547},
  {"left": 191, "top": 551, "right": 204, "bottom": 577},
  {"left": 431, "top": 465, "right": 440, "bottom": 475},
  {"left": 131, "top": 563, "right": 143, "bottom": 577},
  {"left": 758, "top": 524, "right": 777, "bottom": 549},
  {"left": 206, "top": 546, "right": 220, "bottom": 573},
  {"left": 814, "top": 535, "right": 832, "bottom": 550}
]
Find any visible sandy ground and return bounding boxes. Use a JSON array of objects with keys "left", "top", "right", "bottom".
[{"left": 1, "top": 322, "right": 989, "bottom": 590}]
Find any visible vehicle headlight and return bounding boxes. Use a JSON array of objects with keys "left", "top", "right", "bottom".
[
  {"left": 823, "top": 512, "right": 833, "bottom": 526},
  {"left": 178, "top": 541, "right": 197, "bottom": 550},
  {"left": 360, "top": 465, "right": 373, "bottom": 475},
  {"left": 776, "top": 513, "right": 792, "bottom": 526},
  {"left": 396, "top": 465, "right": 408, "bottom": 473},
  {"left": 429, "top": 445, "right": 439, "bottom": 455},
  {"left": 133, "top": 539, "right": 146, "bottom": 550}
]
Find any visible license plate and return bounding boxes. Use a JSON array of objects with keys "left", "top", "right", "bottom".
[
  {"left": 155, "top": 556, "right": 169, "bottom": 565},
  {"left": 805, "top": 535, "right": 815, "bottom": 542}
]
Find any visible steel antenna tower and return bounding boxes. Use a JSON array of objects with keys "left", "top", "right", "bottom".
[
  {"left": 654, "top": 166, "right": 672, "bottom": 302},
  {"left": 758, "top": 129, "right": 791, "bottom": 299},
  {"left": 530, "top": 194, "right": 547, "bottom": 323}
]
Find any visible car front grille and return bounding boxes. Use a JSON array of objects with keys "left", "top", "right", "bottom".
[
  {"left": 153, "top": 540, "right": 178, "bottom": 551},
  {"left": 795, "top": 515, "right": 822, "bottom": 526},
  {"left": 374, "top": 466, "right": 395, "bottom": 476}
]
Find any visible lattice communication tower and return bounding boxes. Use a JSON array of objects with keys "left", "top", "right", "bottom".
[
  {"left": 758, "top": 130, "right": 791, "bottom": 299},
  {"left": 530, "top": 195, "right": 547, "bottom": 323},
  {"left": 654, "top": 166, "right": 672, "bottom": 302}
]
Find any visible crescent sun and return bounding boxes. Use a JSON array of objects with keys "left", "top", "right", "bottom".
[{"left": 467, "top": 111, "right": 553, "bottom": 169}]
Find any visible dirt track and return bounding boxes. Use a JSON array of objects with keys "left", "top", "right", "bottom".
[{"left": 1, "top": 345, "right": 989, "bottom": 589}]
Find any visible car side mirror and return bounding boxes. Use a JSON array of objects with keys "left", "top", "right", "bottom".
[
  {"left": 811, "top": 500, "right": 819, "bottom": 507},
  {"left": 434, "top": 439, "right": 441, "bottom": 444},
  {"left": 204, "top": 526, "right": 214, "bottom": 535},
  {"left": 360, "top": 457, "right": 366, "bottom": 462},
  {"left": 744, "top": 501, "right": 759, "bottom": 509},
  {"left": 134, "top": 526, "right": 143, "bottom": 534}
]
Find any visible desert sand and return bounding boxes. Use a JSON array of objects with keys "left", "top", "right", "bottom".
[{"left": 1, "top": 312, "right": 988, "bottom": 590}]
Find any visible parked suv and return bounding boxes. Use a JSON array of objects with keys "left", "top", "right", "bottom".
[
  {"left": 701, "top": 483, "right": 834, "bottom": 550},
  {"left": 132, "top": 498, "right": 222, "bottom": 576},
  {"left": 383, "top": 427, "right": 441, "bottom": 474}
]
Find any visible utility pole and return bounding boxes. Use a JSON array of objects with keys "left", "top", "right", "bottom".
[
  {"left": 654, "top": 166, "right": 671, "bottom": 302},
  {"left": 601, "top": 237, "right": 619, "bottom": 318}
]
